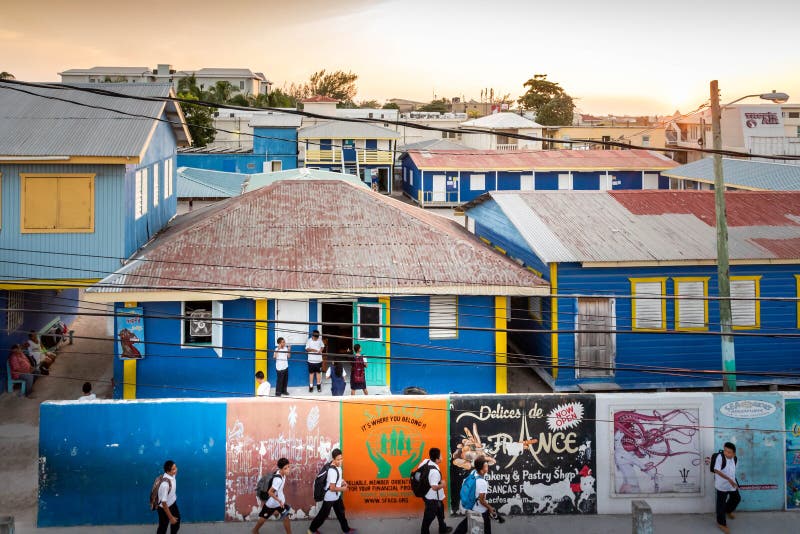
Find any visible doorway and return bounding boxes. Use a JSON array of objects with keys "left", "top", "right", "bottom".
[
  {"left": 575, "top": 298, "right": 615, "bottom": 378},
  {"left": 320, "top": 301, "right": 354, "bottom": 356}
]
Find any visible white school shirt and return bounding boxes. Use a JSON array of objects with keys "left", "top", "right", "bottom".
[
  {"left": 305, "top": 338, "right": 324, "bottom": 364},
  {"left": 274, "top": 346, "right": 289, "bottom": 371},
  {"left": 416, "top": 459, "right": 444, "bottom": 501},
  {"left": 158, "top": 473, "right": 177, "bottom": 507},
  {"left": 472, "top": 477, "right": 489, "bottom": 513},
  {"left": 27, "top": 340, "right": 44, "bottom": 365},
  {"left": 324, "top": 465, "right": 343, "bottom": 501},
  {"left": 325, "top": 366, "right": 347, "bottom": 379},
  {"left": 265, "top": 474, "right": 286, "bottom": 508},
  {"left": 257, "top": 381, "right": 271, "bottom": 397},
  {"left": 77, "top": 393, "right": 96, "bottom": 402},
  {"left": 714, "top": 454, "right": 737, "bottom": 492}
]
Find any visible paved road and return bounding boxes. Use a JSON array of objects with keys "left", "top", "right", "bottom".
[{"left": 10, "top": 511, "right": 793, "bottom": 533}]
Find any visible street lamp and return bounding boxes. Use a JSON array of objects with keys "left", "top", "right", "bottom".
[{"left": 710, "top": 81, "right": 789, "bottom": 392}]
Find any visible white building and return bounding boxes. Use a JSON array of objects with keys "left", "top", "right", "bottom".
[
  {"left": 458, "top": 112, "right": 544, "bottom": 151},
  {"left": 59, "top": 64, "right": 272, "bottom": 95},
  {"left": 666, "top": 103, "right": 800, "bottom": 164}
]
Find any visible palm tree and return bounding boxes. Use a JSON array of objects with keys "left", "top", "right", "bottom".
[
  {"left": 177, "top": 73, "right": 205, "bottom": 99},
  {"left": 0, "top": 72, "right": 15, "bottom": 80},
  {"left": 207, "top": 81, "right": 238, "bottom": 104}
]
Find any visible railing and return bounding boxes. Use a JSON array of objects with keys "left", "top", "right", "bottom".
[
  {"left": 419, "top": 189, "right": 460, "bottom": 206},
  {"left": 305, "top": 149, "right": 393, "bottom": 165},
  {"left": 496, "top": 144, "right": 518, "bottom": 151},
  {"left": 305, "top": 149, "right": 342, "bottom": 163},
  {"left": 359, "top": 150, "right": 394, "bottom": 164}
]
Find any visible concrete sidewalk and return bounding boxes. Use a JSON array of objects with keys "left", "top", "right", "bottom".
[{"left": 10, "top": 511, "right": 792, "bottom": 533}]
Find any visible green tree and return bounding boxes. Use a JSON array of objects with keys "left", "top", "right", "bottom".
[
  {"left": 268, "top": 88, "right": 296, "bottom": 108},
  {"left": 517, "top": 74, "right": 575, "bottom": 125},
  {"left": 382, "top": 102, "right": 400, "bottom": 110},
  {"left": 419, "top": 99, "right": 449, "bottom": 113},
  {"left": 177, "top": 92, "right": 216, "bottom": 147},
  {"left": 227, "top": 93, "right": 250, "bottom": 107},
  {"left": 207, "top": 81, "right": 239, "bottom": 104},
  {"left": 177, "top": 74, "right": 206, "bottom": 99},
  {"left": 0, "top": 71, "right": 15, "bottom": 80},
  {"left": 359, "top": 99, "right": 380, "bottom": 109},
  {"left": 292, "top": 69, "right": 358, "bottom": 102},
  {"left": 102, "top": 75, "right": 129, "bottom": 83}
]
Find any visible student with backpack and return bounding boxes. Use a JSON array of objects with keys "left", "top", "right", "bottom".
[
  {"left": 453, "top": 457, "right": 495, "bottom": 534},
  {"left": 350, "top": 344, "right": 368, "bottom": 396},
  {"left": 150, "top": 460, "right": 180, "bottom": 534},
  {"left": 253, "top": 458, "right": 292, "bottom": 534},
  {"left": 707, "top": 442, "right": 741, "bottom": 534},
  {"left": 413, "top": 447, "right": 452, "bottom": 534},
  {"left": 308, "top": 448, "right": 357, "bottom": 534}
]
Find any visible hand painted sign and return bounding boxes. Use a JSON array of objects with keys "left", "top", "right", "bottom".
[
  {"left": 448, "top": 395, "right": 596, "bottom": 515},
  {"left": 786, "top": 399, "right": 800, "bottom": 510},
  {"left": 116, "top": 307, "right": 144, "bottom": 360}
]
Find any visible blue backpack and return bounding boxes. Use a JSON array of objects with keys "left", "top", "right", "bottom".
[{"left": 459, "top": 470, "right": 480, "bottom": 511}]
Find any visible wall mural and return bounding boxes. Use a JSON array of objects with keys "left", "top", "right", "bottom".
[
  {"left": 225, "top": 398, "right": 340, "bottom": 521},
  {"left": 786, "top": 399, "right": 800, "bottom": 510},
  {"left": 611, "top": 407, "right": 702, "bottom": 496},
  {"left": 448, "top": 395, "right": 597, "bottom": 515}
]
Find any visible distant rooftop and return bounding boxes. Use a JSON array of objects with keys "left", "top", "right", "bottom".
[
  {"left": 663, "top": 158, "right": 800, "bottom": 191},
  {"left": 460, "top": 112, "right": 543, "bottom": 130}
]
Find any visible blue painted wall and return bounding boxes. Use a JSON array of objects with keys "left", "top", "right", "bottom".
[
  {"left": 38, "top": 400, "right": 227, "bottom": 526},
  {"left": 176, "top": 153, "right": 269, "bottom": 174},
  {"left": 252, "top": 126, "right": 298, "bottom": 170},
  {"left": 0, "top": 288, "right": 79, "bottom": 390},
  {"left": 390, "top": 295, "right": 497, "bottom": 394}
]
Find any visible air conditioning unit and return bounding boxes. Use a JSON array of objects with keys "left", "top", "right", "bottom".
[{"left": 189, "top": 309, "right": 212, "bottom": 337}]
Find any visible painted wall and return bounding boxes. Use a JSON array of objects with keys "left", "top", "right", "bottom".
[
  {"left": 251, "top": 126, "right": 298, "bottom": 170},
  {"left": 714, "top": 393, "right": 786, "bottom": 511},
  {"left": 786, "top": 395, "right": 800, "bottom": 510},
  {"left": 37, "top": 392, "right": 798, "bottom": 526},
  {"left": 176, "top": 153, "right": 269, "bottom": 174},
  {"left": 0, "top": 288, "right": 79, "bottom": 390},
  {"left": 38, "top": 400, "right": 227, "bottom": 526}
]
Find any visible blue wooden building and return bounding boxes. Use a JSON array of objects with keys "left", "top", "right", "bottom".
[
  {"left": 86, "top": 178, "right": 546, "bottom": 398},
  {"left": 299, "top": 120, "right": 399, "bottom": 193},
  {"left": 402, "top": 148, "right": 677, "bottom": 207},
  {"left": 0, "top": 82, "right": 190, "bottom": 385},
  {"left": 464, "top": 190, "right": 800, "bottom": 391},
  {"left": 177, "top": 112, "right": 300, "bottom": 173}
]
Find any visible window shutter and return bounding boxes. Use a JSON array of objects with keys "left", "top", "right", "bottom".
[
  {"left": 633, "top": 281, "right": 662, "bottom": 329},
  {"left": 677, "top": 281, "right": 705, "bottom": 329},
  {"left": 470, "top": 174, "right": 486, "bottom": 191},
  {"left": 24, "top": 177, "right": 58, "bottom": 229},
  {"left": 212, "top": 301, "right": 223, "bottom": 357},
  {"left": 731, "top": 279, "right": 757, "bottom": 327},
  {"left": 275, "top": 299, "right": 309, "bottom": 345},
  {"left": 57, "top": 177, "right": 93, "bottom": 229},
  {"left": 429, "top": 296, "right": 457, "bottom": 339},
  {"left": 558, "top": 173, "right": 572, "bottom": 190},
  {"left": 642, "top": 174, "right": 660, "bottom": 190},
  {"left": 520, "top": 174, "right": 534, "bottom": 191}
]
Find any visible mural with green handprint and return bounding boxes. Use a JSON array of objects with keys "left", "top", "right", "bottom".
[{"left": 366, "top": 428, "right": 425, "bottom": 479}]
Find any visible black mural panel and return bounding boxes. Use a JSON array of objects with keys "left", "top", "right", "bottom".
[{"left": 448, "top": 394, "right": 596, "bottom": 515}]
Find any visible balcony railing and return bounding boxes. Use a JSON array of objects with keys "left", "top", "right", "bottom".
[
  {"left": 496, "top": 144, "right": 518, "bottom": 151},
  {"left": 304, "top": 149, "right": 393, "bottom": 165},
  {"left": 419, "top": 189, "right": 460, "bottom": 206}
]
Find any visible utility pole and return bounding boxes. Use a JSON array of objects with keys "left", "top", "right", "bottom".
[{"left": 710, "top": 80, "right": 736, "bottom": 391}]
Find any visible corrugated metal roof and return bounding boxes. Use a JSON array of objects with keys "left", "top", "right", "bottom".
[
  {"left": 89, "top": 180, "right": 547, "bottom": 297},
  {"left": 59, "top": 66, "right": 152, "bottom": 75},
  {"left": 248, "top": 112, "right": 302, "bottom": 128},
  {"left": 662, "top": 158, "right": 800, "bottom": 191},
  {"left": 479, "top": 190, "right": 800, "bottom": 263},
  {"left": 177, "top": 167, "right": 249, "bottom": 198},
  {"left": 302, "top": 95, "right": 339, "bottom": 103},
  {"left": 399, "top": 139, "right": 471, "bottom": 152},
  {"left": 244, "top": 168, "right": 368, "bottom": 191},
  {"left": 299, "top": 120, "right": 400, "bottom": 139},
  {"left": 460, "top": 112, "right": 543, "bottom": 129},
  {"left": 0, "top": 82, "right": 189, "bottom": 156},
  {"left": 408, "top": 149, "right": 679, "bottom": 171}
]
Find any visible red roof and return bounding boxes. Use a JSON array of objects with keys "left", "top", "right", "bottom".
[
  {"left": 301, "top": 95, "right": 339, "bottom": 103},
  {"left": 92, "top": 180, "right": 547, "bottom": 296},
  {"left": 407, "top": 149, "right": 678, "bottom": 171}
]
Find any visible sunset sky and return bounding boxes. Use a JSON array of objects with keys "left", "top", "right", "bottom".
[{"left": 3, "top": 0, "right": 799, "bottom": 115}]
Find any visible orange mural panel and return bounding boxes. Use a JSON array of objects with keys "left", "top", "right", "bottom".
[
  {"left": 225, "top": 398, "right": 340, "bottom": 521},
  {"left": 341, "top": 396, "right": 449, "bottom": 516}
]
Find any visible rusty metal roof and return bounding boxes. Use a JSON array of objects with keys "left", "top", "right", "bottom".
[
  {"left": 88, "top": 180, "right": 548, "bottom": 299},
  {"left": 469, "top": 190, "right": 800, "bottom": 264},
  {"left": 407, "top": 148, "right": 678, "bottom": 171}
]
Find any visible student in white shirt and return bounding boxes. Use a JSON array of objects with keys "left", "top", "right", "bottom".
[
  {"left": 157, "top": 460, "right": 180, "bottom": 534},
  {"left": 418, "top": 448, "right": 452, "bottom": 534},
  {"left": 307, "top": 448, "right": 357, "bottom": 534},
  {"left": 255, "top": 371, "right": 271, "bottom": 397},
  {"left": 453, "top": 457, "right": 495, "bottom": 534},
  {"left": 274, "top": 337, "right": 290, "bottom": 397},
  {"left": 305, "top": 330, "right": 324, "bottom": 393},
  {"left": 712, "top": 442, "right": 741, "bottom": 534},
  {"left": 77, "top": 381, "right": 96, "bottom": 401},
  {"left": 253, "top": 458, "right": 292, "bottom": 534}
]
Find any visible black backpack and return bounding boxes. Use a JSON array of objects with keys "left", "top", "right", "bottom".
[
  {"left": 313, "top": 463, "right": 339, "bottom": 502},
  {"left": 709, "top": 450, "right": 738, "bottom": 473},
  {"left": 410, "top": 461, "right": 435, "bottom": 498},
  {"left": 256, "top": 472, "right": 281, "bottom": 501}
]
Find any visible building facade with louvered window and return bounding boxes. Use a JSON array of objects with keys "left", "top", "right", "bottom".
[{"left": 464, "top": 190, "right": 800, "bottom": 391}]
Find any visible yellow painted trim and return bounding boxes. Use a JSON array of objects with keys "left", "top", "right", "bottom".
[
  {"left": 730, "top": 275, "right": 762, "bottom": 330},
  {"left": 494, "top": 296, "right": 508, "bottom": 393},
  {"left": 0, "top": 278, "right": 100, "bottom": 290},
  {"left": 550, "top": 264, "right": 558, "bottom": 379},
  {"left": 0, "top": 156, "right": 140, "bottom": 164},
  {"left": 673, "top": 277, "right": 709, "bottom": 331},
  {"left": 414, "top": 166, "right": 673, "bottom": 172},
  {"left": 526, "top": 266, "right": 543, "bottom": 278},
  {"left": 796, "top": 275, "right": 800, "bottom": 330},
  {"left": 379, "top": 296, "right": 391, "bottom": 389},
  {"left": 255, "top": 299, "right": 268, "bottom": 392},
  {"left": 122, "top": 301, "right": 137, "bottom": 400},
  {"left": 479, "top": 237, "right": 491, "bottom": 245},
  {"left": 20, "top": 173, "right": 96, "bottom": 234},
  {"left": 493, "top": 245, "right": 507, "bottom": 255},
  {"left": 583, "top": 259, "right": 800, "bottom": 268},
  {"left": 630, "top": 277, "right": 668, "bottom": 331}
]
